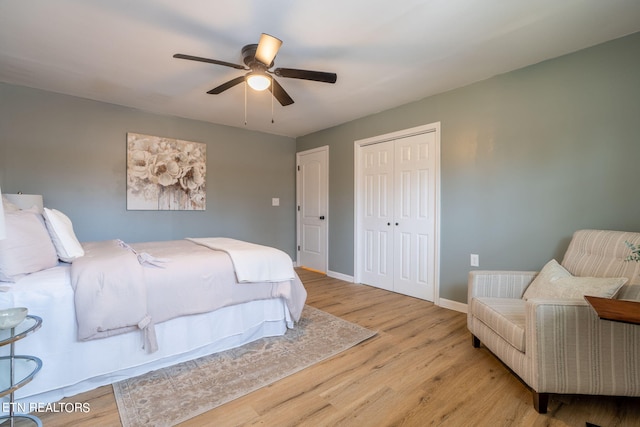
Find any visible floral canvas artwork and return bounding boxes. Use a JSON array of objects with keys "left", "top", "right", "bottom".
[{"left": 127, "top": 133, "right": 206, "bottom": 210}]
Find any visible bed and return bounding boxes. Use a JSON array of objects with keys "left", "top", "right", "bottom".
[{"left": 0, "top": 203, "right": 307, "bottom": 411}]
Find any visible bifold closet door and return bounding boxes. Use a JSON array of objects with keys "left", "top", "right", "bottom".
[
  {"left": 392, "top": 132, "right": 436, "bottom": 300},
  {"left": 360, "top": 140, "right": 395, "bottom": 291},
  {"left": 358, "top": 132, "right": 436, "bottom": 301}
]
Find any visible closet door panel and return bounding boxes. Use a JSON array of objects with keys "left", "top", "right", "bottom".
[
  {"left": 360, "top": 141, "right": 394, "bottom": 291},
  {"left": 393, "top": 133, "right": 436, "bottom": 300}
]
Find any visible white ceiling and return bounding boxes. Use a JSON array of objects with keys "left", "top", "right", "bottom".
[{"left": 1, "top": 1, "right": 640, "bottom": 138}]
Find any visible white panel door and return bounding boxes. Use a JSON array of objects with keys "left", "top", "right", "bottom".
[
  {"left": 359, "top": 140, "right": 395, "bottom": 291},
  {"left": 355, "top": 124, "right": 439, "bottom": 302},
  {"left": 297, "top": 147, "right": 328, "bottom": 273},
  {"left": 393, "top": 132, "right": 436, "bottom": 300}
]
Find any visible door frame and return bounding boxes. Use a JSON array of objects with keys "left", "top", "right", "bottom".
[
  {"left": 296, "top": 145, "right": 329, "bottom": 273},
  {"left": 353, "top": 122, "right": 441, "bottom": 303}
]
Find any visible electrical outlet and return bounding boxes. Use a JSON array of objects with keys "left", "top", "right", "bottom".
[{"left": 470, "top": 254, "right": 479, "bottom": 267}]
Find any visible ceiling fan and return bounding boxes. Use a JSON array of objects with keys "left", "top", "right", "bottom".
[{"left": 173, "top": 34, "right": 337, "bottom": 106}]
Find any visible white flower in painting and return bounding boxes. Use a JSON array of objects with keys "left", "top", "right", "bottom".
[
  {"left": 128, "top": 148, "right": 153, "bottom": 182},
  {"left": 148, "top": 153, "right": 181, "bottom": 187},
  {"left": 174, "top": 151, "right": 193, "bottom": 171},
  {"left": 190, "top": 190, "right": 205, "bottom": 206},
  {"left": 179, "top": 163, "right": 205, "bottom": 192},
  {"left": 130, "top": 137, "right": 151, "bottom": 150}
]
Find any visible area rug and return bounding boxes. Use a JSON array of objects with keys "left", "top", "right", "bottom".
[{"left": 113, "top": 305, "right": 377, "bottom": 427}]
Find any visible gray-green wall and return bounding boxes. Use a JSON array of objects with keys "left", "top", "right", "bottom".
[
  {"left": 2, "top": 33, "right": 639, "bottom": 303},
  {"left": 297, "top": 32, "right": 640, "bottom": 303},
  {"left": 0, "top": 84, "right": 298, "bottom": 257}
]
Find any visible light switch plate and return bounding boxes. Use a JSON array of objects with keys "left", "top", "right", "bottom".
[
  {"left": 272, "top": 198, "right": 280, "bottom": 206},
  {"left": 470, "top": 254, "right": 479, "bottom": 267}
]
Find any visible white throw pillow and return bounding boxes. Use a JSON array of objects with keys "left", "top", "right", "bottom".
[
  {"left": 0, "top": 209, "right": 59, "bottom": 281},
  {"left": 523, "top": 259, "right": 627, "bottom": 300},
  {"left": 43, "top": 208, "right": 84, "bottom": 263}
]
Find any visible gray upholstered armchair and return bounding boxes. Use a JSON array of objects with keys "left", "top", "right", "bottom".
[{"left": 467, "top": 229, "right": 640, "bottom": 413}]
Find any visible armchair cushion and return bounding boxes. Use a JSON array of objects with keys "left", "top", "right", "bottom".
[
  {"left": 472, "top": 297, "right": 526, "bottom": 351},
  {"left": 523, "top": 259, "right": 627, "bottom": 301}
]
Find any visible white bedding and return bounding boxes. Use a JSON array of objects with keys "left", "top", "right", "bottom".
[
  {"left": 71, "top": 240, "right": 305, "bottom": 352},
  {"left": 186, "top": 237, "right": 296, "bottom": 282},
  {"left": 0, "top": 243, "right": 306, "bottom": 411}
]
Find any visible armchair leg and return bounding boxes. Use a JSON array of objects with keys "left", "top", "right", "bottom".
[
  {"left": 471, "top": 334, "right": 481, "bottom": 348},
  {"left": 532, "top": 391, "right": 548, "bottom": 414}
]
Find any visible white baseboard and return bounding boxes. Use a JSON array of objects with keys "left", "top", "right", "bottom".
[
  {"left": 303, "top": 268, "right": 466, "bottom": 314},
  {"left": 327, "top": 270, "right": 354, "bottom": 282},
  {"left": 295, "top": 266, "right": 354, "bottom": 283},
  {"left": 437, "top": 298, "right": 467, "bottom": 314}
]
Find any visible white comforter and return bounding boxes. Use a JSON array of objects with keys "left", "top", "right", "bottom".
[
  {"left": 70, "top": 239, "right": 306, "bottom": 352},
  {"left": 186, "top": 237, "right": 296, "bottom": 282}
]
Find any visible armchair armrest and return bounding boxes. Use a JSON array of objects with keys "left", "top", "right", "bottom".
[
  {"left": 526, "top": 299, "right": 640, "bottom": 396},
  {"left": 468, "top": 270, "right": 538, "bottom": 300}
]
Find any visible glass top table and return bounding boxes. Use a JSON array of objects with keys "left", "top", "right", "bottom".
[
  {"left": 0, "top": 315, "right": 43, "bottom": 427},
  {"left": 0, "top": 315, "right": 42, "bottom": 347}
]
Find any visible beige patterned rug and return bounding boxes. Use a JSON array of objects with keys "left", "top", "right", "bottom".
[{"left": 113, "top": 305, "right": 376, "bottom": 427}]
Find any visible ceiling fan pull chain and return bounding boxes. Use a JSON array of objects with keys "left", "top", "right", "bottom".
[
  {"left": 244, "top": 79, "right": 248, "bottom": 126},
  {"left": 271, "top": 78, "right": 275, "bottom": 124}
]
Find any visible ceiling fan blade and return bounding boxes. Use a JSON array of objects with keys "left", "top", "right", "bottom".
[
  {"left": 269, "top": 79, "right": 294, "bottom": 106},
  {"left": 207, "top": 76, "right": 246, "bottom": 94},
  {"left": 255, "top": 34, "right": 282, "bottom": 66},
  {"left": 273, "top": 68, "right": 337, "bottom": 83},
  {"left": 173, "top": 53, "right": 246, "bottom": 70}
]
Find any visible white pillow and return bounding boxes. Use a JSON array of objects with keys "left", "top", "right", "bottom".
[
  {"left": 0, "top": 209, "right": 59, "bottom": 282},
  {"left": 43, "top": 208, "right": 84, "bottom": 263},
  {"left": 523, "top": 259, "right": 627, "bottom": 300},
  {"left": 2, "top": 196, "right": 20, "bottom": 212}
]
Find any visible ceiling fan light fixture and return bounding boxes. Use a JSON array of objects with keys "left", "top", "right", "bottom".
[
  {"left": 246, "top": 72, "right": 271, "bottom": 91},
  {"left": 255, "top": 33, "right": 283, "bottom": 66}
]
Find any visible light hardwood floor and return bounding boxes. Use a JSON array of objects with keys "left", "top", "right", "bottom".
[{"left": 30, "top": 269, "right": 640, "bottom": 426}]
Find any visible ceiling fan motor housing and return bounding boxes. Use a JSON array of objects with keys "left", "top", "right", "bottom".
[{"left": 242, "top": 44, "right": 272, "bottom": 69}]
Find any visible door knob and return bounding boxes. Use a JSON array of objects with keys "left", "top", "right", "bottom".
[{"left": 319, "top": 216, "right": 325, "bottom": 220}]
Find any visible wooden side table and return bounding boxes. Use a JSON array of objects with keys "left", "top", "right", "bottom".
[{"left": 584, "top": 296, "right": 640, "bottom": 325}]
